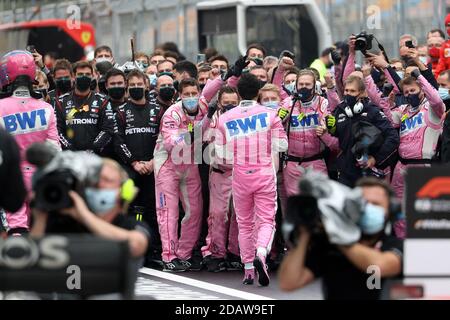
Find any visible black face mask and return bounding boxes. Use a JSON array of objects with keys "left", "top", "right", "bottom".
[
  {"left": 223, "top": 104, "right": 237, "bottom": 112},
  {"left": 406, "top": 93, "right": 422, "bottom": 109},
  {"left": 344, "top": 94, "right": 358, "bottom": 108},
  {"left": 129, "top": 87, "right": 145, "bottom": 101},
  {"left": 199, "top": 83, "right": 206, "bottom": 91},
  {"left": 75, "top": 76, "right": 92, "bottom": 92},
  {"left": 55, "top": 77, "right": 72, "bottom": 94},
  {"left": 108, "top": 87, "right": 126, "bottom": 101},
  {"left": 298, "top": 87, "right": 314, "bottom": 102},
  {"left": 36, "top": 89, "right": 48, "bottom": 99},
  {"left": 259, "top": 80, "right": 267, "bottom": 89},
  {"left": 95, "top": 61, "right": 113, "bottom": 75},
  {"left": 159, "top": 86, "right": 175, "bottom": 101}
]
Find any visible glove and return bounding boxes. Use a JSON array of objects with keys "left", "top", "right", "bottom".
[
  {"left": 277, "top": 108, "right": 289, "bottom": 120},
  {"left": 207, "top": 98, "right": 218, "bottom": 119},
  {"left": 325, "top": 115, "right": 336, "bottom": 135},
  {"left": 224, "top": 55, "right": 250, "bottom": 80},
  {"left": 331, "top": 49, "right": 341, "bottom": 65},
  {"left": 410, "top": 68, "right": 421, "bottom": 79}
]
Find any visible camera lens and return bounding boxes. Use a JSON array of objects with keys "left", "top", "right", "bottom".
[
  {"left": 355, "top": 37, "right": 367, "bottom": 51},
  {"left": 43, "top": 183, "right": 64, "bottom": 205}
]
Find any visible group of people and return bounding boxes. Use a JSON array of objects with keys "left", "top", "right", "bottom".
[{"left": 2, "top": 13, "right": 450, "bottom": 291}]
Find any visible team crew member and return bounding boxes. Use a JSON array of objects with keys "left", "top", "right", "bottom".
[
  {"left": 201, "top": 86, "right": 241, "bottom": 272},
  {"left": 215, "top": 74, "right": 288, "bottom": 286},
  {"left": 48, "top": 59, "right": 73, "bottom": 108},
  {"left": 280, "top": 70, "right": 338, "bottom": 198},
  {"left": 55, "top": 61, "right": 115, "bottom": 154},
  {"left": 153, "top": 78, "right": 212, "bottom": 272},
  {"left": 0, "top": 50, "right": 60, "bottom": 235},
  {"left": 384, "top": 71, "right": 445, "bottom": 199},
  {"left": 114, "top": 69, "right": 162, "bottom": 263},
  {"left": 154, "top": 75, "right": 176, "bottom": 115}
]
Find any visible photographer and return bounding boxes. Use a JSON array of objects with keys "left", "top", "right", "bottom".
[
  {"left": 31, "top": 158, "right": 150, "bottom": 258},
  {"left": 279, "top": 177, "right": 403, "bottom": 300}
]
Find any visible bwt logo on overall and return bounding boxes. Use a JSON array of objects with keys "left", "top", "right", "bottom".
[
  {"left": 290, "top": 113, "right": 320, "bottom": 129},
  {"left": 2, "top": 109, "right": 50, "bottom": 134},
  {"left": 225, "top": 113, "right": 269, "bottom": 139},
  {"left": 401, "top": 113, "right": 424, "bottom": 133}
]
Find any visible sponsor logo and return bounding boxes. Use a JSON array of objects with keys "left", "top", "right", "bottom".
[
  {"left": 67, "top": 118, "right": 98, "bottom": 125},
  {"left": 125, "top": 127, "right": 156, "bottom": 135},
  {"left": 225, "top": 113, "right": 269, "bottom": 138},
  {"left": 2, "top": 109, "right": 49, "bottom": 134},
  {"left": 290, "top": 113, "right": 319, "bottom": 129},
  {"left": 400, "top": 112, "right": 424, "bottom": 133}
]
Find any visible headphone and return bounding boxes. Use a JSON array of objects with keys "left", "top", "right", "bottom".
[
  {"left": 120, "top": 178, "right": 137, "bottom": 204},
  {"left": 344, "top": 101, "right": 364, "bottom": 118}
]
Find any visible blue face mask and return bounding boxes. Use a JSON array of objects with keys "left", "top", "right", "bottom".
[
  {"left": 148, "top": 74, "right": 157, "bottom": 87},
  {"left": 359, "top": 203, "right": 386, "bottom": 235},
  {"left": 262, "top": 101, "right": 279, "bottom": 109},
  {"left": 285, "top": 82, "right": 296, "bottom": 94},
  {"left": 419, "top": 56, "right": 428, "bottom": 65},
  {"left": 396, "top": 71, "right": 404, "bottom": 79},
  {"left": 439, "top": 87, "right": 450, "bottom": 101},
  {"left": 85, "top": 187, "right": 119, "bottom": 215},
  {"left": 182, "top": 96, "right": 199, "bottom": 112}
]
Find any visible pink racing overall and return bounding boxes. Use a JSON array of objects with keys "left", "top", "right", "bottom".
[
  {"left": 383, "top": 75, "right": 444, "bottom": 200},
  {"left": 0, "top": 90, "right": 60, "bottom": 233},
  {"left": 153, "top": 99, "right": 210, "bottom": 262},
  {"left": 215, "top": 100, "right": 288, "bottom": 266},
  {"left": 280, "top": 96, "right": 338, "bottom": 200}
]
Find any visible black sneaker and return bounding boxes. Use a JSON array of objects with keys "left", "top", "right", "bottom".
[
  {"left": 253, "top": 255, "right": 270, "bottom": 287},
  {"left": 202, "top": 255, "right": 227, "bottom": 272},
  {"left": 163, "top": 258, "right": 188, "bottom": 272},
  {"left": 183, "top": 256, "right": 203, "bottom": 271},
  {"left": 226, "top": 253, "right": 244, "bottom": 271},
  {"left": 242, "top": 269, "right": 255, "bottom": 285}
]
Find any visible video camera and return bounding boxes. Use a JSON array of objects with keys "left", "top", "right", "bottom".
[
  {"left": 354, "top": 31, "right": 374, "bottom": 54},
  {"left": 283, "top": 171, "right": 366, "bottom": 246},
  {"left": 27, "top": 143, "right": 103, "bottom": 212}
]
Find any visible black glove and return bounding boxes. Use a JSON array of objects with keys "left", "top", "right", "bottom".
[
  {"left": 331, "top": 49, "right": 341, "bottom": 65},
  {"left": 207, "top": 98, "right": 218, "bottom": 119},
  {"left": 222, "top": 56, "right": 250, "bottom": 81},
  {"left": 410, "top": 68, "right": 421, "bottom": 79}
]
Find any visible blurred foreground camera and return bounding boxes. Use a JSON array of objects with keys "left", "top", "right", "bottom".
[
  {"left": 283, "top": 172, "right": 365, "bottom": 246},
  {"left": 27, "top": 143, "right": 103, "bottom": 212}
]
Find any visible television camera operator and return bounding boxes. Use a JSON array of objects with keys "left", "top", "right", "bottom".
[
  {"left": 278, "top": 173, "right": 403, "bottom": 300},
  {"left": 28, "top": 143, "right": 150, "bottom": 258}
]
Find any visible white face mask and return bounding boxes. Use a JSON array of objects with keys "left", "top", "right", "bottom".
[
  {"left": 85, "top": 187, "right": 119, "bottom": 215},
  {"left": 96, "top": 57, "right": 113, "bottom": 64}
]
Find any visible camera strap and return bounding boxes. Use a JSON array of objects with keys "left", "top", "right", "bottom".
[{"left": 373, "top": 36, "right": 390, "bottom": 63}]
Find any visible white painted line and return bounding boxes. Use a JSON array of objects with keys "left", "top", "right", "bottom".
[{"left": 139, "top": 267, "right": 275, "bottom": 300}]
